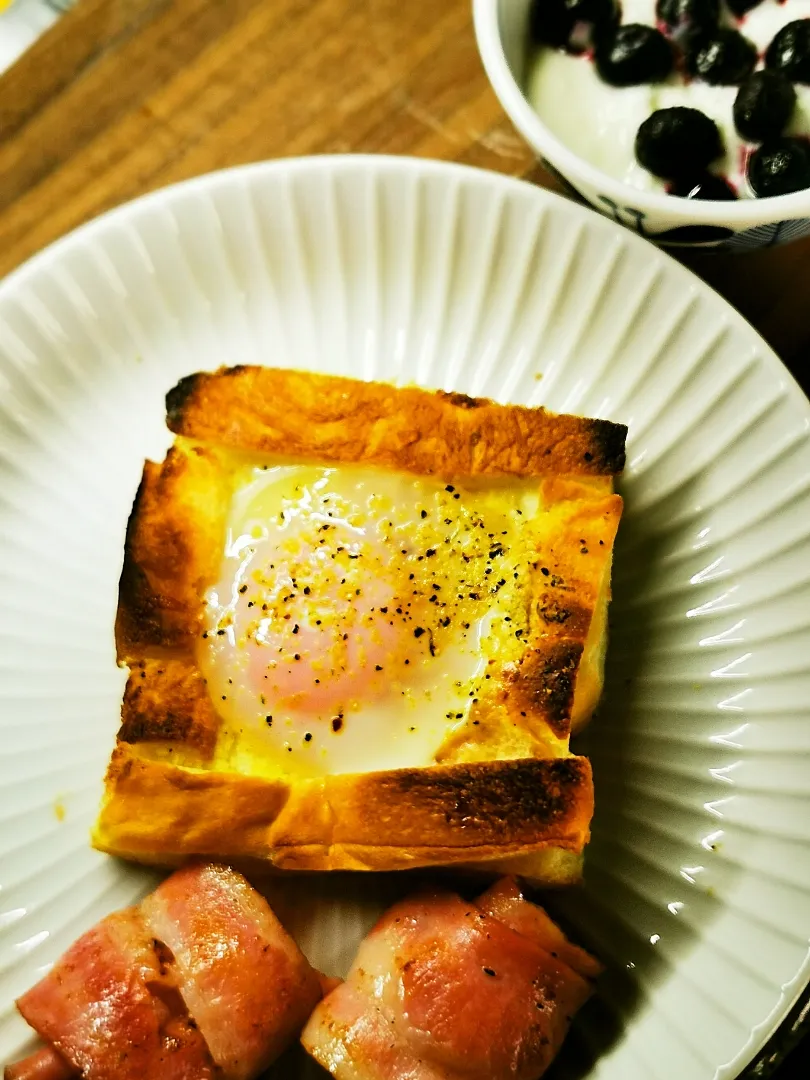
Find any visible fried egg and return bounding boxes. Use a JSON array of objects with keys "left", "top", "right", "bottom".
[{"left": 199, "top": 463, "right": 540, "bottom": 778}]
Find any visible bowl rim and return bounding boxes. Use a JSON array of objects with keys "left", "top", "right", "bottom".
[{"left": 473, "top": 0, "right": 810, "bottom": 228}]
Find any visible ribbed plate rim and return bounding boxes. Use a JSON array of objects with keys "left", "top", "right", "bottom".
[
  {"left": 0, "top": 154, "right": 809, "bottom": 1080},
  {"left": 1, "top": 154, "right": 808, "bottom": 428}
]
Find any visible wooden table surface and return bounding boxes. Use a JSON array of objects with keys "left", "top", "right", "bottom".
[{"left": 0, "top": 0, "right": 807, "bottom": 1076}]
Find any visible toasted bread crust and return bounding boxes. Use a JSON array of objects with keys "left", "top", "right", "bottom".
[
  {"left": 93, "top": 749, "right": 593, "bottom": 874},
  {"left": 166, "top": 367, "right": 627, "bottom": 478},
  {"left": 119, "top": 659, "right": 220, "bottom": 762},
  {"left": 437, "top": 478, "right": 622, "bottom": 761},
  {"left": 116, "top": 440, "right": 232, "bottom": 661}
]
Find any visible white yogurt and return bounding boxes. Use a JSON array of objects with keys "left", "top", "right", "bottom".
[{"left": 526, "top": 0, "right": 810, "bottom": 196}]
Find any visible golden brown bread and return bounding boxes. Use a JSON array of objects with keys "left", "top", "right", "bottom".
[
  {"left": 166, "top": 367, "right": 626, "bottom": 479},
  {"left": 116, "top": 442, "right": 232, "bottom": 659},
  {"left": 94, "top": 367, "right": 626, "bottom": 883},
  {"left": 97, "top": 746, "right": 593, "bottom": 876}
]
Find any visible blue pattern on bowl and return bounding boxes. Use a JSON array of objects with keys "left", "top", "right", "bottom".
[
  {"left": 540, "top": 158, "right": 810, "bottom": 251},
  {"left": 719, "top": 217, "right": 810, "bottom": 251}
]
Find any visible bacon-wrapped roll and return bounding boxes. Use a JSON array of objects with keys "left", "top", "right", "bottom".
[
  {"left": 6, "top": 864, "right": 322, "bottom": 1080},
  {"left": 302, "top": 877, "right": 601, "bottom": 1080}
]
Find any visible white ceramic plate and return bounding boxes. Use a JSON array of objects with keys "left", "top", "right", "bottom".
[{"left": 1, "top": 156, "right": 809, "bottom": 1080}]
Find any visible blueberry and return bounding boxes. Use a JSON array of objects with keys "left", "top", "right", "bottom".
[
  {"left": 528, "top": 0, "right": 618, "bottom": 49},
  {"left": 656, "top": 0, "right": 719, "bottom": 35},
  {"left": 726, "top": 0, "right": 764, "bottom": 16},
  {"left": 572, "top": 0, "right": 618, "bottom": 26},
  {"left": 685, "top": 28, "right": 757, "bottom": 84},
  {"left": 528, "top": 0, "right": 572, "bottom": 48},
  {"left": 595, "top": 25, "right": 674, "bottom": 86},
  {"left": 669, "top": 174, "right": 738, "bottom": 200},
  {"left": 765, "top": 20, "right": 810, "bottom": 84},
  {"left": 733, "top": 71, "right": 797, "bottom": 142},
  {"left": 747, "top": 138, "right": 810, "bottom": 197},
  {"left": 636, "top": 107, "right": 723, "bottom": 179}
]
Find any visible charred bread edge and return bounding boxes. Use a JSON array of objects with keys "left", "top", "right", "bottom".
[
  {"left": 457, "top": 480, "right": 622, "bottom": 749},
  {"left": 93, "top": 750, "right": 593, "bottom": 874},
  {"left": 166, "top": 367, "right": 627, "bottom": 479},
  {"left": 116, "top": 439, "right": 233, "bottom": 660}
]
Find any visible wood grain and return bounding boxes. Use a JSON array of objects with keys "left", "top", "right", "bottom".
[
  {"left": 0, "top": 0, "right": 806, "bottom": 392},
  {"left": 0, "top": 2, "right": 807, "bottom": 1072},
  {"left": 0, "top": 0, "right": 807, "bottom": 398}
]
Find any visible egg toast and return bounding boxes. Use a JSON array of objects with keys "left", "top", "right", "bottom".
[{"left": 94, "top": 366, "right": 626, "bottom": 883}]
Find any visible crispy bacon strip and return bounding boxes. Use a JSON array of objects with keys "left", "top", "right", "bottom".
[
  {"left": 3, "top": 1047, "right": 75, "bottom": 1080},
  {"left": 7, "top": 864, "right": 322, "bottom": 1080},
  {"left": 303, "top": 978, "right": 446, "bottom": 1080},
  {"left": 140, "top": 863, "right": 322, "bottom": 1080},
  {"left": 13, "top": 908, "right": 213, "bottom": 1080},
  {"left": 302, "top": 877, "right": 600, "bottom": 1080},
  {"left": 476, "top": 877, "right": 604, "bottom": 981}
]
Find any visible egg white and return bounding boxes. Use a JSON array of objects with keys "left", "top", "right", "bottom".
[{"left": 199, "top": 463, "right": 539, "bottom": 778}]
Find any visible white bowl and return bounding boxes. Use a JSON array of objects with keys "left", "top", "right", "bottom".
[
  {"left": 473, "top": 0, "right": 810, "bottom": 250},
  {"left": 0, "top": 155, "right": 809, "bottom": 1079}
]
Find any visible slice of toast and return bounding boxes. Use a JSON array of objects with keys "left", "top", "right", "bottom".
[{"left": 93, "top": 367, "right": 625, "bottom": 884}]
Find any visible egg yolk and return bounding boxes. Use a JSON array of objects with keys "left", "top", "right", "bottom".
[
  {"left": 199, "top": 464, "right": 537, "bottom": 777},
  {"left": 234, "top": 523, "right": 406, "bottom": 711}
]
